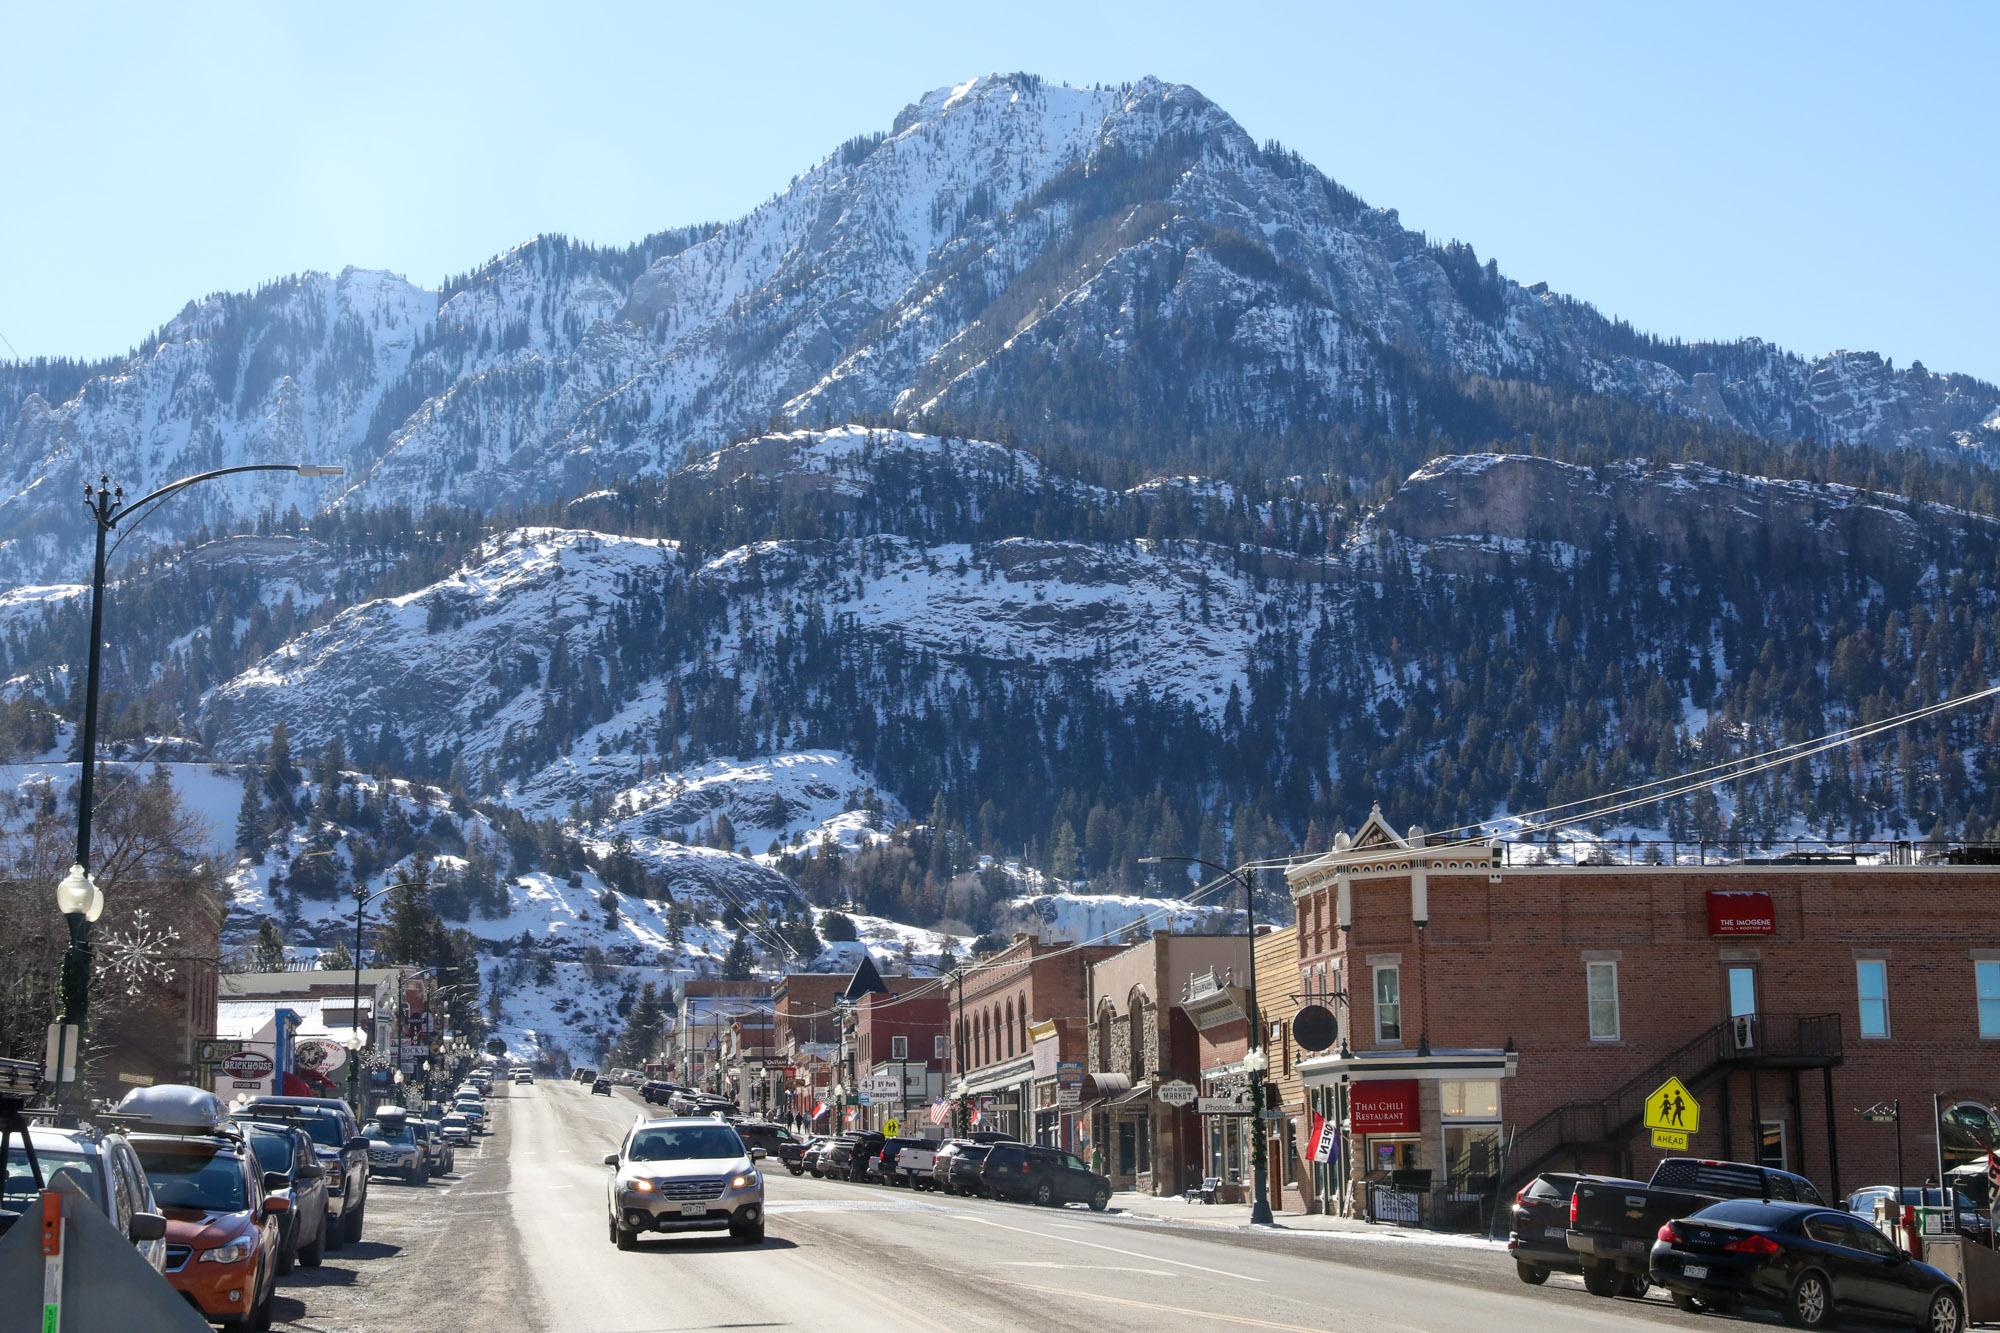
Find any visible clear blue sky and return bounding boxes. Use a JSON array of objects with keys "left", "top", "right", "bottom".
[{"left": 5, "top": 1, "right": 1994, "bottom": 380}]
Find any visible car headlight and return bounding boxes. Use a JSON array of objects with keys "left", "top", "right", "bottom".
[
  {"left": 629, "top": 1178, "right": 654, "bottom": 1192},
  {"left": 199, "top": 1239, "right": 254, "bottom": 1264},
  {"left": 730, "top": 1173, "right": 756, "bottom": 1189}
]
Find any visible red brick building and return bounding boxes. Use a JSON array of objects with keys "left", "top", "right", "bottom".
[
  {"left": 772, "top": 972, "right": 847, "bottom": 1125},
  {"left": 1284, "top": 808, "right": 2000, "bottom": 1224},
  {"left": 850, "top": 988, "right": 949, "bottom": 1134},
  {"left": 951, "top": 935, "right": 1119, "bottom": 1145}
]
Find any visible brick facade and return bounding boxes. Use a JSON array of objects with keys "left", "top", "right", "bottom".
[{"left": 951, "top": 935, "right": 1118, "bottom": 1144}]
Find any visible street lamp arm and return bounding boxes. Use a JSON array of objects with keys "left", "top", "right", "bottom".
[{"left": 107, "top": 463, "right": 347, "bottom": 525}]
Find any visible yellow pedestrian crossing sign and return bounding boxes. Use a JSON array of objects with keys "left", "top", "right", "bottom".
[
  {"left": 1644, "top": 1077, "right": 1700, "bottom": 1143},
  {"left": 882, "top": 1117, "right": 900, "bottom": 1137}
]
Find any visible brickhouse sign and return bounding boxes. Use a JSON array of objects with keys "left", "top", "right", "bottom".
[
  {"left": 1706, "top": 890, "right": 1776, "bottom": 936},
  {"left": 1349, "top": 1079, "right": 1420, "bottom": 1134}
]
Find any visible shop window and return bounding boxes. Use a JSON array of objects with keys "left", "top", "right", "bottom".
[
  {"left": 1373, "top": 965, "right": 1401, "bottom": 1043},
  {"left": 1978, "top": 961, "right": 2000, "bottom": 1039},
  {"left": 1587, "top": 960, "right": 1620, "bottom": 1042},
  {"left": 1855, "top": 959, "right": 1890, "bottom": 1039},
  {"left": 1440, "top": 1080, "right": 1500, "bottom": 1121}
]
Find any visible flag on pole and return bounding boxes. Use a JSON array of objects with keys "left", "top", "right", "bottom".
[
  {"left": 810, "top": 1099, "right": 828, "bottom": 1122},
  {"left": 970, "top": 1106, "right": 983, "bottom": 1128},
  {"left": 844, "top": 1105, "right": 857, "bottom": 1128},
  {"left": 928, "top": 1099, "right": 950, "bottom": 1127},
  {"left": 1310, "top": 1111, "right": 1336, "bottom": 1163}
]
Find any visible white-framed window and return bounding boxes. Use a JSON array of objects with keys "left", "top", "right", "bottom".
[
  {"left": 1587, "top": 960, "right": 1621, "bottom": 1041},
  {"left": 890, "top": 1035, "right": 908, "bottom": 1060},
  {"left": 1856, "top": 959, "right": 1890, "bottom": 1039},
  {"left": 933, "top": 1034, "right": 946, "bottom": 1059},
  {"left": 1373, "top": 964, "right": 1401, "bottom": 1043},
  {"left": 1440, "top": 1080, "right": 1500, "bottom": 1121},
  {"left": 1758, "top": 1120, "right": 1787, "bottom": 1171},
  {"left": 1978, "top": 961, "right": 2000, "bottom": 1039}
]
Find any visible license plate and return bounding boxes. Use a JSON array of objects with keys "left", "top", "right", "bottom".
[
  {"left": 1684, "top": 1264, "right": 1708, "bottom": 1279},
  {"left": 679, "top": 1202, "right": 707, "bottom": 1217},
  {"left": 1545, "top": 1227, "right": 1566, "bottom": 1239}
]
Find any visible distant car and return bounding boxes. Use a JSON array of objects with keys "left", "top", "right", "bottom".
[
  {"left": 574, "top": 1067, "right": 599, "bottom": 1084},
  {"left": 1846, "top": 1185, "right": 1993, "bottom": 1247},
  {"left": 825, "top": 1131, "right": 884, "bottom": 1182},
  {"left": 941, "top": 1142, "right": 993, "bottom": 1196},
  {"left": 802, "top": 1138, "right": 833, "bottom": 1178},
  {"left": 979, "top": 1142, "right": 1111, "bottom": 1210},
  {"left": 412, "top": 1118, "right": 454, "bottom": 1176},
  {"left": 604, "top": 1117, "right": 766, "bottom": 1248},
  {"left": 362, "top": 1110, "right": 429, "bottom": 1185},
  {"left": 234, "top": 1120, "right": 330, "bottom": 1275},
  {"left": 234, "top": 1095, "right": 371, "bottom": 1249},
  {"left": 120, "top": 1086, "right": 287, "bottom": 1333},
  {"left": 1651, "top": 1197, "right": 1964, "bottom": 1329},
  {"left": 733, "top": 1122, "right": 805, "bottom": 1173},
  {"left": 513, "top": 1071, "right": 533, "bottom": 1085},
  {"left": 0, "top": 1122, "right": 167, "bottom": 1270},
  {"left": 452, "top": 1100, "right": 487, "bottom": 1133},
  {"left": 591, "top": 1077, "right": 613, "bottom": 1096},
  {"left": 438, "top": 1113, "right": 473, "bottom": 1147}
]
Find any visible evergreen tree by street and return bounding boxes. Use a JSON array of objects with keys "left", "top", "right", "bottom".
[{"left": 612, "top": 983, "right": 667, "bottom": 1068}]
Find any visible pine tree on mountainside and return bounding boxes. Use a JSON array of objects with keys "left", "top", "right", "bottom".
[
  {"left": 380, "top": 854, "right": 442, "bottom": 966},
  {"left": 251, "top": 918, "right": 287, "bottom": 972},
  {"left": 721, "top": 929, "right": 754, "bottom": 981},
  {"left": 235, "top": 768, "right": 265, "bottom": 862},
  {"left": 613, "top": 982, "right": 666, "bottom": 1067}
]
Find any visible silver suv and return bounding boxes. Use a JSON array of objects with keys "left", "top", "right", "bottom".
[
  {"left": 361, "top": 1110, "right": 428, "bottom": 1185},
  {"left": 603, "top": 1118, "right": 765, "bottom": 1248}
]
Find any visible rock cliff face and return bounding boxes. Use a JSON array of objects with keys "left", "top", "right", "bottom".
[
  {"left": 1386, "top": 454, "right": 1990, "bottom": 592},
  {"left": 4, "top": 74, "right": 1996, "bottom": 582}
]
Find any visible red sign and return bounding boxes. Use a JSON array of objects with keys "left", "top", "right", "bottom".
[
  {"left": 1706, "top": 890, "right": 1775, "bottom": 936},
  {"left": 1349, "top": 1079, "right": 1420, "bottom": 1134}
]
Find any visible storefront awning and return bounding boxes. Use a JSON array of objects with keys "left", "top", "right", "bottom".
[
  {"left": 961, "top": 1056, "right": 1035, "bottom": 1096},
  {"left": 1297, "top": 1046, "right": 1518, "bottom": 1087}
]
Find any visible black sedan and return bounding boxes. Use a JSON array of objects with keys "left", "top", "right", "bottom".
[{"left": 1651, "top": 1198, "right": 1964, "bottom": 1330}]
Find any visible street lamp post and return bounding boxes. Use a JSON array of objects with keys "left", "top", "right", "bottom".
[
  {"left": 348, "top": 883, "right": 396, "bottom": 1110},
  {"left": 53, "top": 462, "right": 342, "bottom": 1108},
  {"left": 1143, "top": 853, "right": 1276, "bottom": 1225}
]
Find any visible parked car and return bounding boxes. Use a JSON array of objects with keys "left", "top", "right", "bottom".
[
  {"left": 826, "top": 1131, "right": 884, "bottom": 1182},
  {"left": 234, "top": 1094, "right": 371, "bottom": 1249},
  {"left": 1509, "top": 1171, "right": 1630, "bottom": 1284},
  {"left": 734, "top": 1122, "right": 805, "bottom": 1173},
  {"left": 1569, "top": 1156, "right": 1824, "bottom": 1297},
  {"left": 603, "top": 1117, "right": 767, "bottom": 1248},
  {"left": 591, "top": 1077, "right": 614, "bottom": 1097},
  {"left": 802, "top": 1138, "right": 833, "bottom": 1177},
  {"left": 0, "top": 1121, "right": 167, "bottom": 1269},
  {"left": 413, "top": 1118, "right": 454, "bottom": 1176},
  {"left": 979, "top": 1141, "right": 1112, "bottom": 1210},
  {"left": 362, "top": 1109, "right": 430, "bottom": 1185},
  {"left": 121, "top": 1086, "right": 287, "bottom": 1333},
  {"left": 452, "top": 1100, "right": 487, "bottom": 1133},
  {"left": 235, "top": 1120, "right": 329, "bottom": 1275},
  {"left": 940, "top": 1142, "right": 994, "bottom": 1196},
  {"left": 1847, "top": 1185, "right": 1993, "bottom": 1246},
  {"left": 438, "top": 1113, "right": 474, "bottom": 1147},
  {"left": 574, "top": 1067, "right": 599, "bottom": 1084},
  {"left": 1652, "top": 1197, "right": 1964, "bottom": 1328},
  {"left": 876, "top": 1137, "right": 939, "bottom": 1188}
]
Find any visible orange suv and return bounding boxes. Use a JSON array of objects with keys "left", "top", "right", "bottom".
[{"left": 119, "top": 1086, "right": 287, "bottom": 1332}]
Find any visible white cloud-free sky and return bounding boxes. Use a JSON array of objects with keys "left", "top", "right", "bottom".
[{"left": 3, "top": 0, "right": 1994, "bottom": 380}]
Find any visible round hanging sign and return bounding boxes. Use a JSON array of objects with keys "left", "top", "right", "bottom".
[{"left": 1291, "top": 1004, "right": 1338, "bottom": 1053}]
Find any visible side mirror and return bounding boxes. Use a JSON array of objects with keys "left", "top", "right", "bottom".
[
  {"left": 297, "top": 1163, "right": 324, "bottom": 1181},
  {"left": 750, "top": 1148, "right": 767, "bottom": 1161},
  {"left": 128, "top": 1212, "right": 168, "bottom": 1243},
  {"left": 263, "top": 1194, "right": 291, "bottom": 1215},
  {"left": 602, "top": 1152, "right": 619, "bottom": 1166},
  {"left": 263, "top": 1171, "right": 291, "bottom": 1192},
  {"left": 345, "top": 1137, "right": 370, "bottom": 1152}
]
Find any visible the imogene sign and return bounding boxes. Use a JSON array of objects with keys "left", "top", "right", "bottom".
[{"left": 1706, "top": 890, "right": 1775, "bottom": 936}]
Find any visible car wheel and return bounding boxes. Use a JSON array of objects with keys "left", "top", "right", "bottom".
[
  {"left": 415, "top": 1163, "right": 430, "bottom": 1186},
  {"left": 614, "top": 1222, "right": 637, "bottom": 1252},
  {"left": 1581, "top": 1264, "right": 1621, "bottom": 1298},
  {"left": 1620, "top": 1274, "right": 1650, "bottom": 1299},
  {"left": 789, "top": 1166, "right": 803, "bottom": 1177},
  {"left": 275, "top": 1218, "right": 295, "bottom": 1276},
  {"left": 1785, "top": 1270, "right": 1832, "bottom": 1328},
  {"left": 1926, "top": 1289, "right": 1964, "bottom": 1333},
  {"left": 1089, "top": 1187, "right": 1110, "bottom": 1213},
  {"left": 299, "top": 1206, "right": 326, "bottom": 1268},
  {"left": 1033, "top": 1180, "right": 1054, "bottom": 1207},
  {"left": 1515, "top": 1263, "right": 1549, "bottom": 1286},
  {"left": 342, "top": 1198, "right": 366, "bottom": 1245},
  {"left": 1670, "top": 1292, "right": 1705, "bottom": 1313},
  {"left": 732, "top": 1220, "right": 765, "bottom": 1245},
  {"left": 250, "top": 1275, "right": 274, "bottom": 1333}
]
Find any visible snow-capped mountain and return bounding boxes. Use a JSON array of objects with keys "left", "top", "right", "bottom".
[{"left": 5, "top": 73, "right": 1996, "bottom": 581}]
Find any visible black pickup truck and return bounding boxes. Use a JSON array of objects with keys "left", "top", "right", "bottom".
[{"left": 1568, "top": 1157, "right": 1824, "bottom": 1297}]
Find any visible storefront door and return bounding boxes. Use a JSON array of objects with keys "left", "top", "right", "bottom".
[{"left": 1117, "top": 1121, "right": 1137, "bottom": 1176}]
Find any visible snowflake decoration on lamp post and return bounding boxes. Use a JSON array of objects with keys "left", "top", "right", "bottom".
[{"left": 96, "top": 907, "right": 183, "bottom": 999}]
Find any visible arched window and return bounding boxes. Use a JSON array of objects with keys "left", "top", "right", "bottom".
[
  {"left": 1096, "top": 1001, "right": 1116, "bottom": 1072},
  {"left": 1128, "top": 996, "right": 1147, "bottom": 1081},
  {"left": 1003, "top": 1000, "right": 1014, "bottom": 1058},
  {"left": 1019, "top": 991, "right": 1029, "bottom": 1050},
  {"left": 1942, "top": 1101, "right": 2000, "bottom": 1170}
]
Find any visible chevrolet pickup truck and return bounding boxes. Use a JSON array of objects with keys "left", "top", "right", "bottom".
[{"left": 1567, "top": 1157, "right": 1825, "bottom": 1297}]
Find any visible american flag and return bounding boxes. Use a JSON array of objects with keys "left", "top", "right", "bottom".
[{"left": 927, "top": 1099, "right": 949, "bottom": 1127}]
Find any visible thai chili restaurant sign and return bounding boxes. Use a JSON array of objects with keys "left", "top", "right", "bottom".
[
  {"left": 1706, "top": 890, "right": 1776, "bottom": 936},
  {"left": 1348, "top": 1079, "right": 1420, "bottom": 1133}
]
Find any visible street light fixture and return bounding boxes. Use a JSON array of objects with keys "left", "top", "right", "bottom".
[
  {"left": 53, "top": 462, "right": 343, "bottom": 1109},
  {"left": 1141, "top": 853, "right": 1276, "bottom": 1225}
]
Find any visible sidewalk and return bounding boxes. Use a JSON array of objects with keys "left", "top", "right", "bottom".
[{"left": 1106, "top": 1190, "right": 1509, "bottom": 1252}]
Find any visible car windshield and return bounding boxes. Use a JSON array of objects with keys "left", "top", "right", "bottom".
[
  {"left": 363, "top": 1121, "right": 414, "bottom": 1144},
  {"left": 3, "top": 1148, "right": 101, "bottom": 1210},
  {"left": 262, "top": 1111, "right": 345, "bottom": 1150},
  {"left": 137, "top": 1145, "right": 249, "bottom": 1211},
  {"left": 245, "top": 1132, "right": 294, "bottom": 1176},
  {"left": 627, "top": 1126, "right": 744, "bottom": 1162}
]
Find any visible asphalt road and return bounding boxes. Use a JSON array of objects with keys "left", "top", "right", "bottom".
[{"left": 274, "top": 1080, "right": 1817, "bottom": 1332}]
